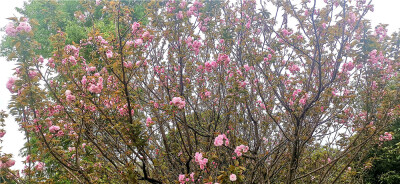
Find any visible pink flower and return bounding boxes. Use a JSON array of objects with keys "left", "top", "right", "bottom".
[
  {"left": 185, "top": 36, "right": 193, "bottom": 46},
  {"left": 96, "top": 0, "right": 101, "bottom": 5},
  {"left": 191, "top": 40, "right": 202, "bottom": 55},
  {"left": 292, "top": 89, "right": 301, "bottom": 99},
  {"left": 190, "top": 172, "right": 194, "bottom": 182},
  {"left": 146, "top": 117, "right": 154, "bottom": 127},
  {"left": 204, "top": 91, "right": 211, "bottom": 98},
  {"left": 0, "top": 131, "right": 5, "bottom": 138},
  {"left": 380, "top": 132, "right": 393, "bottom": 141},
  {"left": 38, "top": 55, "right": 44, "bottom": 63},
  {"left": 170, "top": 97, "right": 186, "bottom": 109},
  {"left": 88, "top": 77, "right": 103, "bottom": 93},
  {"left": 5, "top": 22, "right": 17, "bottom": 36},
  {"left": 81, "top": 76, "right": 87, "bottom": 85},
  {"left": 49, "top": 125, "right": 60, "bottom": 133},
  {"left": 299, "top": 98, "right": 306, "bottom": 105},
  {"left": 6, "top": 160, "right": 15, "bottom": 167},
  {"left": 6, "top": 77, "right": 17, "bottom": 93},
  {"left": 28, "top": 70, "right": 38, "bottom": 78},
  {"left": 65, "top": 90, "right": 76, "bottom": 102},
  {"left": 134, "top": 38, "right": 143, "bottom": 46},
  {"left": 218, "top": 54, "right": 230, "bottom": 65},
  {"left": 142, "top": 31, "right": 150, "bottom": 39},
  {"left": 177, "top": 11, "right": 184, "bottom": 19},
  {"left": 69, "top": 56, "right": 77, "bottom": 65},
  {"left": 16, "top": 21, "right": 31, "bottom": 33},
  {"left": 322, "top": 23, "right": 327, "bottom": 29},
  {"left": 86, "top": 66, "right": 96, "bottom": 72},
  {"left": 126, "top": 40, "right": 134, "bottom": 48},
  {"left": 132, "top": 22, "right": 140, "bottom": 32},
  {"left": 281, "top": 28, "right": 292, "bottom": 36},
  {"left": 106, "top": 50, "right": 113, "bottom": 58},
  {"left": 57, "top": 130, "right": 64, "bottom": 137},
  {"left": 179, "top": 1, "right": 187, "bottom": 8},
  {"left": 214, "top": 134, "right": 229, "bottom": 146},
  {"left": 244, "top": 64, "right": 251, "bottom": 72},
  {"left": 229, "top": 174, "right": 237, "bottom": 181},
  {"left": 36, "top": 162, "right": 45, "bottom": 171},
  {"left": 178, "top": 174, "right": 186, "bottom": 184},
  {"left": 124, "top": 61, "right": 133, "bottom": 69},
  {"left": 288, "top": 64, "right": 300, "bottom": 74},
  {"left": 234, "top": 145, "right": 249, "bottom": 156},
  {"left": 194, "top": 152, "right": 208, "bottom": 170}
]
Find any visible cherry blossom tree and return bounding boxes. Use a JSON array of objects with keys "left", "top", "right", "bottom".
[{"left": 1, "top": 0, "right": 399, "bottom": 183}]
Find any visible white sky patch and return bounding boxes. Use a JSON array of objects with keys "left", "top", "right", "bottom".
[{"left": 0, "top": 0, "right": 27, "bottom": 172}]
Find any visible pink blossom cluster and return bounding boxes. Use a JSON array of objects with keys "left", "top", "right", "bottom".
[
  {"left": 244, "top": 64, "right": 252, "bottom": 72},
  {"left": 198, "top": 17, "right": 210, "bottom": 32},
  {"left": 86, "top": 66, "right": 96, "bottom": 73},
  {"left": 176, "top": 11, "right": 184, "bottom": 19},
  {"left": 217, "top": 53, "right": 230, "bottom": 65},
  {"left": 49, "top": 125, "right": 60, "bottom": 134},
  {"left": 65, "top": 90, "right": 76, "bottom": 102},
  {"left": 379, "top": 132, "right": 393, "bottom": 141},
  {"left": 0, "top": 130, "right": 5, "bottom": 138},
  {"left": 17, "top": 22, "right": 32, "bottom": 32},
  {"left": 342, "top": 62, "right": 355, "bottom": 72},
  {"left": 123, "top": 61, "right": 133, "bottom": 69},
  {"left": 88, "top": 77, "right": 104, "bottom": 94},
  {"left": 214, "top": 134, "right": 229, "bottom": 146},
  {"left": 88, "top": 36, "right": 108, "bottom": 45},
  {"left": 234, "top": 144, "right": 249, "bottom": 156},
  {"left": 64, "top": 45, "right": 79, "bottom": 57},
  {"left": 292, "top": 89, "right": 302, "bottom": 100},
  {"left": 132, "top": 22, "right": 140, "bottom": 33},
  {"left": 204, "top": 61, "right": 218, "bottom": 72},
  {"left": 281, "top": 28, "right": 292, "bottom": 37},
  {"left": 0, "top": 159, "right": 15, "bottom": 168},
  {"left": 191, "top": 40, "right": 202, "bottom": 55},
  {"left": 5, "top": 21, "right": 31, "bottom": 36},
  {"left": 186, "top": 0, "right": 204, "bottom": 17},
  {"left": 185, "top": 36, "right": 202, "bottom": 55},
  {"left": 134, "top": 38, "right": 143, "bottom": 47},
  {"left": 256, "top": 100, "right": 266, "bottom": 110},
  {"left": 204, "top": 91, "right": 211, "bottom": 98},
  {"left": 230, "top": 174, "right": 237, "bottom": 181},
  {"left": 146, "top": 117, "right": 154, "bottom": 127},
  {"left": 28, "top": 70, "right": 38, "bottom": 79},
  {"left": 170, "top": 97, "right": 186, "bottom": 109},
  {"left": 37, "top": 55, "right": 44, "bottom": 63},
  {"left": 288, "top": 64, "right": 300, "bottom": 74},
  {"left": 368, "top": 49, "right": 385, "bottom": 65},
  {"left": 106, "top": 50, "right": 113, "bottom": 58},
  {"left": 347, "top": 12, "right": 357, "bottom": 25},
  {"left": 178, "top": 172, "right": 195, "bottom": 184},
  {"left": 47, "top": 58, "right": 55, "bottom": 68},
  {"left": 194, "top": 152, "right": 208, "bottom": 170},
  {"left": 35, "top": 162, "right": 45, "bottom": 171},
  {"left": 6, "top": 77, "right": 17, "bottom": 93},
  {"left": 374, "top": 26, "right": 387, "bottom": 42},
  {"left": 299, "top": 96, "right": 307, "bottom": 105}
]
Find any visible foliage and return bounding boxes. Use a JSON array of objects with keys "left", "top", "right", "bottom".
[{"left": 361, "top": 119, "right": 400, "bottom": 184}]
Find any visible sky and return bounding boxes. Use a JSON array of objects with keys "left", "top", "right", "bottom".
[{"left": 0, "top": 0, "right": 399, "bottom": 172}]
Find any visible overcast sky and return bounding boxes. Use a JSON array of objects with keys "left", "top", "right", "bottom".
[{"left": 0, "top": 0, "right": 399, "bottom": 172}]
